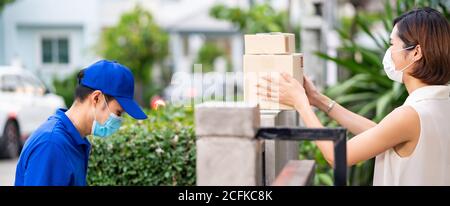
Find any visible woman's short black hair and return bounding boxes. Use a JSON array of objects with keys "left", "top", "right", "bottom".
[{"left": 75, "top": 69, "right": 113, "bottom": 103}]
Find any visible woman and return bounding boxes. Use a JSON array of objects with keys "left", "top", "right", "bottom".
[{"left": 258, "top": 7, "right": 450, "bottom": 185}]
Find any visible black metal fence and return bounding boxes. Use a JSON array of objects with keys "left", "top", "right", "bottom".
[{"left": 256, "top": 127, "right": 347, "bottom": 186}]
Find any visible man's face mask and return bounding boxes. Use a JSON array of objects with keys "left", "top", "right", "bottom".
[
  {"left": 382, "top": 45, "right": 416, "bottom": 83},
  {"left": 91, "top": 94, "right": 123, "bottom": 138}
]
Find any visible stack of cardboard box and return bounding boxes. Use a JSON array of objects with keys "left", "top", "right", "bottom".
[{"left": 243, "top": 33, "right": 304, "bottom": 110}]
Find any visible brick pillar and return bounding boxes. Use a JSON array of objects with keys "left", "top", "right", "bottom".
[{"left": 195, "top": 102, "right": 263, "bottom": 186}]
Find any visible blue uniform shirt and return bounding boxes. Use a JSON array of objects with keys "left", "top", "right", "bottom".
[{"left": 15, "top": 109, "right": 91, "bottom": 186}]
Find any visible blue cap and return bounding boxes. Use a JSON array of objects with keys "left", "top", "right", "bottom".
[{"left": 80, "top": 60, "right": 147, "bottom": 120}]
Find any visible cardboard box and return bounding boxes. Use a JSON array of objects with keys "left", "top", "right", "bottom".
[
  {"left": 244, "top": 33, "right": 295, "bottom": 54},
  {"left": 243, "top": 54, "right": 303, "bottom": 110}
]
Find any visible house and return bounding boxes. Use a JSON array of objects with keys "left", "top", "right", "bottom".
[{"left": 0, "top": 0, "right": 103, "bottom": 84}]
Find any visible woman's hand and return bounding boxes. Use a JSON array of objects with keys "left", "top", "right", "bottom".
[
  {"left": 302, "top": 75, "right": 322, "bottom": 108},
  {"left": 257, "top": 73, "right": 309, "bottom": 108}
]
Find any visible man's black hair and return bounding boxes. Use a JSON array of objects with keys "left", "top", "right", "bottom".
[{"left": 75, "top": 69, "right": 113, "bottom": 103}]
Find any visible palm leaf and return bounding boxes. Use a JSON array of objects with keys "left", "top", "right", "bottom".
[
  {"left": 375, "top": 90, "right": 394, "bottom": 121},
  {"left": 335, "top": 92, "right": 377, "bottom": 105},
  {"left": 358, "top": 101, "right": 377, "bottom": 117}
]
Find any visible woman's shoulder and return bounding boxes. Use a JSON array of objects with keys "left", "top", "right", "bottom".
[
  {"left": 379, "top": 105, "right": 420, "bottom": 141},
  {"left": 387, "top": 105, "right": 419, "bottom": 121}
]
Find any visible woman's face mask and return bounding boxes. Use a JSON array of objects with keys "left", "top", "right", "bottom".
[
  {"left": 91, "top": 94, "right": 123, "bottom": 138},
  {"left": 382, "top": 45, "right": 416, "bottom": 83}
]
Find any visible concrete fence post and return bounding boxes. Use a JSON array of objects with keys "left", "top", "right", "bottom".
[
  {"left": 195, "top": 102, "right": 263, "bottom": 186},
  {"left": 260, "top": 110, "right": 300, "bottom": 185}
]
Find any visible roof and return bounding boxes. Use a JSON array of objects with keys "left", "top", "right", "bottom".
[{"left": 165, "top": 5, "right": 239, "bottom": 35}]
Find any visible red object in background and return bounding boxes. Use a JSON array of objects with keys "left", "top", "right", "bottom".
[
  {"left": 8, "top": 112, "right": 17, "bottom": 119},
  {"left": 187, "top": 88, "right": 197, "bottom": 98},
  {"left": 150, "top": 96, "right": 166, "bottom": 110}
]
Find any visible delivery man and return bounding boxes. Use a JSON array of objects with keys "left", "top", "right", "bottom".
[{"left": 14, "top": 60, "right": 147, "bottom": 186}]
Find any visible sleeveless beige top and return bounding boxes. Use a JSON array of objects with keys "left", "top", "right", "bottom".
[{"left": 373, "top": 85, "right": 450, "bottom": 186}]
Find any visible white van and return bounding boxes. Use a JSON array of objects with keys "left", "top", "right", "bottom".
[{"left": 0, "top": 66, "right": 65, "bottom": 158}]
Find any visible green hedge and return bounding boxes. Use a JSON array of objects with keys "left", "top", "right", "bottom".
[{"left": 87, "top": 106, "right": 196, "bottom": 186}]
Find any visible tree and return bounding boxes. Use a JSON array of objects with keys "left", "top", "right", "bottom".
[
  {"left": 210, "top": 3, "right": 288, "bottom": 33},
  {"left": 194, "top": 42, "right": 230, "bottom": 73},
  {"left": 0, "top": 0, "right": 14, "bottom": 11},
  {"left": 98, "top": 5, "right": 169, "bottom": 106},
  {"left": 210, "top": 3, "right": 301, "bottom": 51}
]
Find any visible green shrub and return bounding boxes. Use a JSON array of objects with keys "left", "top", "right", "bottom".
[{"left": 87, "top": 106, "right": 196, "bottom": 186}]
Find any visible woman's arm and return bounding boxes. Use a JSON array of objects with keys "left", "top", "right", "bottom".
[
  {"left": 303, "top": 76, "right": 377, "bottom": 135},
  {"left": 259, "top": 73, "right": 420, "bottom": 167},
  {"left": 296, "top": 99, "right": 419, "bottom": 166}
]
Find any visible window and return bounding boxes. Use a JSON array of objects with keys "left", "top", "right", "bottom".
[
  {"left": 20, "top": 74, "right": 47, "bottom": 95},
  {"left": 41, "top": 37, "right": 70, "bottom": 64},
  {"left": 0, "top": 75, "right": 21, "bottom": 93}
]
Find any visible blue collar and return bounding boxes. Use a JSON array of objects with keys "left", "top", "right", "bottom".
[{"left": 54, "top": 108, "right": 90, "bottom": 146}]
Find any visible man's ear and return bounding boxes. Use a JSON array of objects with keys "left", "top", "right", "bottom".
[
  {"left": 90, "top": 90, "right": 102, "bottom": 106},
  {"left": 412, "top": 45, "right": 423, "bottom": 62}
]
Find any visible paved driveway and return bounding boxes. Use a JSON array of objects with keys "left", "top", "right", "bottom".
[{"left": 0, "top": 158, "right": 17, "bottom": 186}]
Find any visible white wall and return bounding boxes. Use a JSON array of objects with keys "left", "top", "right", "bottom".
[{"left": 0, "top": 11, "right": 4, "bottom": 65}]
